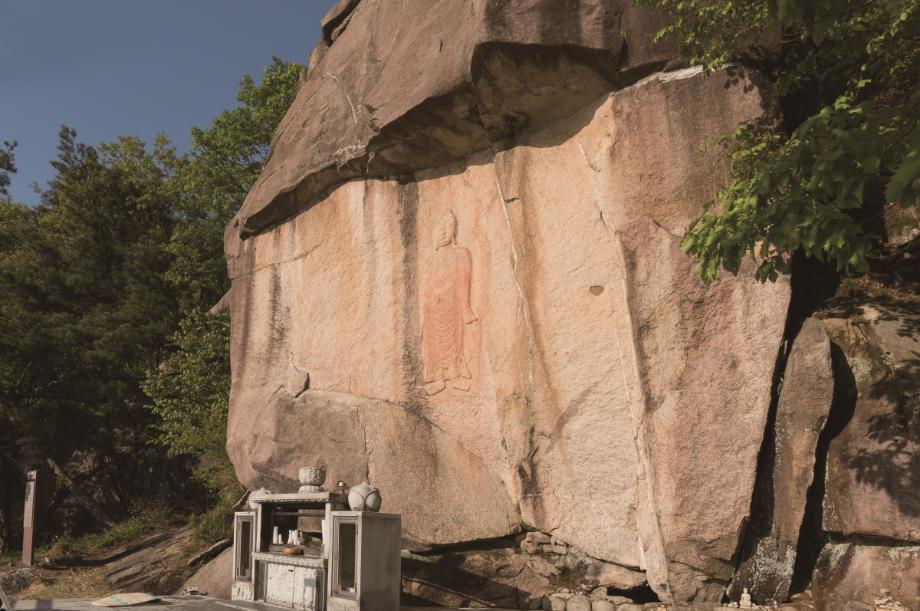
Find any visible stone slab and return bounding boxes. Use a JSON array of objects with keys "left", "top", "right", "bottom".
[{"left": 730, "top": 318, "right": 834, "bottom": 602}]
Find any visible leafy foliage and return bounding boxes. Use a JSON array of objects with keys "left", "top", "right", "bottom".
[
  {"left": 639, "top": 0, "right": 920, "bottom": 282},
  {"left": 142, "top": 311, "right": 234, "bottom": 489},
  {"left": 187, "top": 486, "right": 241, "bottom": 542}
]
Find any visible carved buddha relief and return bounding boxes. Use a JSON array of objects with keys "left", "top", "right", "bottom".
[{"left": 422, "top": 209, "right": 476, "bottom": 396}]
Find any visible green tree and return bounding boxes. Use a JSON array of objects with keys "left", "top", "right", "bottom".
[
  {"left": 0, "top": 140, "right": 16, "bottom": 200},
  {"left": 0, "top": 195, "right": 35, "bottom": 548},
  {"left": 0, "top": 127, "right": 188, "bottom": 547},
  {"left": 638, "top": 0, "right": 920, "bottom": 282},
  {"left": 143, "top": 311, "right": 232, "bottom": 488}
]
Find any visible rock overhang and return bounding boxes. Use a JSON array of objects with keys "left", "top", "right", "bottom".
[{"left": 227, "top": 0, "right": 677, "bottom": 245}]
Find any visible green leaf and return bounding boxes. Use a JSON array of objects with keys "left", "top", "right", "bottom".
[{"left": 885, "top": 154, "right": 920, "bottom": 207}]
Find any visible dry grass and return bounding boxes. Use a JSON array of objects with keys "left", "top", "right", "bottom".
[{"left": 18, "top": 568, "right": 116, "bottom": 600}]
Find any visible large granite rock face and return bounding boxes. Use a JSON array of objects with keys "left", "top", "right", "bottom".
[
  {"left": 730, "top": 318, "right": 834, "bottom": 603},
  {"left": 225, "top": 2, "right": 791, "bottom": 604}
]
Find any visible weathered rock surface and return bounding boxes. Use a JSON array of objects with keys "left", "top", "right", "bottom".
[
  {"left": 730, "top": 318, "right": 834, "bottom": 602},
  {"left": 226, "top": 2, "right": 790, "bottom": 605},
  {"left": 811, "top": 543, "right": 920, "bottom": 611},
  {"left": 822, "top": 303, "right": 920, "bottom": 543}
]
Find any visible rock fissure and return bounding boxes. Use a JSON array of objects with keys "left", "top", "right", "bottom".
[
  {"left": 490, "top": 164, "right": 535, "bottom": 384},
  {"left": 823, "top": 532, "right": 920, "bottom": 548},
  {"left": 727, "top": 335, "right": 790, "bottom": 599},
  {"left": 361, "top": 419, "right": 371, "bottom": 484},
  {"left": 577, "top": 141, "right": 614, "bottom": 235},
  {"left": 611, "top": 228, "right": 671, "bottom": 600},
  {"left": 228, "top": 242, "right": 323, "bottom": 280}
]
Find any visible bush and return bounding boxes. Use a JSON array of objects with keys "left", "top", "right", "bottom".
[{"left": 189, "top": 486, "right": 243, "bottom": 543}]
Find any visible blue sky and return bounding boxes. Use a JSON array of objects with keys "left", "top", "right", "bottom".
[{"left": 0, "top": 0, "right": 337, "bottom": 204}]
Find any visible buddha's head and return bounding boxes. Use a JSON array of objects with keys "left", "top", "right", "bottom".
[{"left": 436, "top": 209, "right": 457, "bottom": 249}]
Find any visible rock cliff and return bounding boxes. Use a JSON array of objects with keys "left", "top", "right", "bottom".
[{"left": 223, "top": 1, "right": 918, "bottom": 607}]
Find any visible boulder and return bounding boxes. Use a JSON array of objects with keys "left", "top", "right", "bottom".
[
  {"left": 811, "top": 543, "right": 920, "bottom": 611},
  {"left": 545, "top": 593, "right": 572, "bottom": 611},
  {"left": 225, "top": 3, "right": 790, "bottom": 605},
  {"left": 545, "top": 547, "right": 646, "bottom": 592},
  {"left": 822, "top": 303, "right": 920, "bottom": 543},
  {"left": 882, "top": 202, "right": 920, "bottom": 247},
  {"left": 179, "top": 547, "right": 233, "bottom": 599},
  {"left": 0, "top": 568, "right": 34, "bottom": 596},
  {"left": 566, "top": 594, "right": 592, "bottom": 611},
  {"left": 730, "top": 318, "right": 834, "bottom": 602},
  {"left": 591, "top": 600, "right": 615, "bottom": 611},
  {"left": 523, "top": 540, "right": 542, "bottom": 555},
  {"left": 585, "top": 561, "right": 646, "bottom": 591}
]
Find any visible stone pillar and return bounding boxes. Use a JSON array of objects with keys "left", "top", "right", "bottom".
[{"left": 22, "top": 470, "right": 36, "bottom": 567}]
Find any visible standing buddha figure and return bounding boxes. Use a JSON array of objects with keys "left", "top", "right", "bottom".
[{"left": 422, "top": 209, "right": 476, "bottom": 395}]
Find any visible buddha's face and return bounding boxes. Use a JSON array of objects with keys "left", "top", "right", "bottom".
[{"left": 436, "top": 210, "right": 457, "bottom": 248}]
